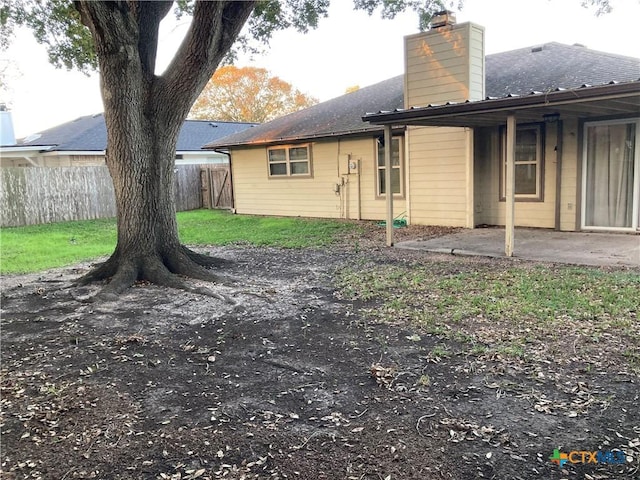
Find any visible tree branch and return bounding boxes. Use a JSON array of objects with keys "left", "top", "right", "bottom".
[
  {"left": 159, "top": 1, "right": 257, "bottom": 121},
  {"left": 74, "top": 1, "right": 137, "bottom": 58},
  {"left": 136, "top": 1, "right": 173, "bottom": 78}
]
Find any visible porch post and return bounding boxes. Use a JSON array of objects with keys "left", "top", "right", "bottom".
[
  {"left": 505, "top": 114, "right": 516, "bottom": 257},
  {"left": 384, "top": 124, "right": 394, "bottom": 246}
]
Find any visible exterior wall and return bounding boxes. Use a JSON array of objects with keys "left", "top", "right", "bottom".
[
  {"left": 231, "top": 142, "right": 341, "bottom": 218},
  {"left": 473, "top": 125, "right": 558, "bottom": 229},
  {"left": 403, "top": 22, "right": 484, "bottom": 228},
  {"left": 0, "top": 153, "right": 105, "bottom": 167},
  {"left": 230, "top": 137, "right": 406, "bottom": 220},
  {"left": 65, "top": 155, "right": 105, "bottom": 166},
  {"left": 177, "top": 153, "right": 229, "bottom": 165},
  {"left": 408, "top": 126, "right": 473, "bottom": 227},
  {"left": 558, "top": 119, "right": 580, "bottom": 231},
  {"left": 0, "top": 156, "right": 35, "bottom": 167},
  {"left": 1, "top": 152, "right": 226, "bottom": 167}
]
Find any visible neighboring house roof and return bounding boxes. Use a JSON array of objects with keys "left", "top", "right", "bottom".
[
  {"left": 208, "top": 42, "right": 640, "bottom": 148},
  {"left": 19, "top": 113, "right": 258, "bottom": 152},
  {"left": 175, "top": 120, "right": 258, "bottom": 152}
]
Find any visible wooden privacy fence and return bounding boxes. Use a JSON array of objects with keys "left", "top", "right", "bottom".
[
  {"left": 0, "top": 165, "right": 202, "bottom": 227},
  {"left": 200, "top": 165, "right": 233, "bottom": 209}
]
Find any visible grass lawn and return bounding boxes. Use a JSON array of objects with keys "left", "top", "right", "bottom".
[
  {"left": 337, "top": 259, "right": 640, "bottom": 373},
  {"left": 0, "top": 209, "right": 358, "bottom": 274}
]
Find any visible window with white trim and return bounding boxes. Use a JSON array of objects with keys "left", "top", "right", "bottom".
[
  {"left": 376, "top": 137, "right": 404, "bottom": 196},
  {"left": 500, "top": 124, "right": 543, "bottom": 201},
  {"left": 267, "top": 145, "right": 311, "bottom": 177}
]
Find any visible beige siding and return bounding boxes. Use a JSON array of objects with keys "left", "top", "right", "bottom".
[
  {"left": 408, "top": 126, "right": 473, "bottom": 227},
  {"left": 231, "top": 143, "right": 340, "bottom": 218},
  {"left": 230, "top": 138, "right": 406, "bottom": 221},
  {"left": 68, "top": 155, "right": 105, "bottom": 166},
  {"left": 559, "top": 119, "right": 580, "bottom": 231},
  {"left": 403, "top": 22, "right": 483, "bottom": 228},
  {"left": 473, "top": 125, "right": 557, "bottom": 229},
  {"left": 404, "top": 22, "right": 484, "bottom": 108}
]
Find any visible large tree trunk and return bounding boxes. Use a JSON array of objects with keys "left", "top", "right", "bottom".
[{"left": 74, "top": 1, "right": 255, "bottom": 299}]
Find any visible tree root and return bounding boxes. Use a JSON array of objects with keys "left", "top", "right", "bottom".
[
  {"left": 75, "top": 244, "right": 236, "bottom": 303},
  {"left": 143, "top": 256, "right": 236, "bottom": 304},
  {"left": 181, "top": 245, "right": 234, "bottom": 268}
]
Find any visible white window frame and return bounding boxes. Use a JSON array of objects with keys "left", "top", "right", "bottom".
[
  {"left": 500, "top": 124, "right": 544, "bottom": 201},
  {"left": 376, "top": 136, "right": 404, "bottom": 198},
  {"left": 581, "top": 118, "right": 640, "bottom": 232},
  {"left": 267, "top": 144, "right": 312, "bottom": 178}
]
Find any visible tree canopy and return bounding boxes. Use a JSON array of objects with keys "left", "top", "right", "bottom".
[
  {"left": 1, "top": 1, "right": 464, "bottom": 75},
  {"left": 189, "top": 66, "right": 318, "bottom": 123}
]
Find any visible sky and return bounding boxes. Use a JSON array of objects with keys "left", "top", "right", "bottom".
[{"left": 1, "top": 0, "right": 639, "bottom": 139}]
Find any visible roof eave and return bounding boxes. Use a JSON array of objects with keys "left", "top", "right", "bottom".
[
  {"left": 204, "top": 125, "right": 405, "bottom": 150},
  {"left": 363, "top": 81, "right": 640, "bottom": 126}
]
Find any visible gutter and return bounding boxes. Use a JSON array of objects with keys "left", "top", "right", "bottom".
[
  {"left": 363, "top": 81, "right": 640, "bottom": 125},
  {"left": 205, "top": 126, "right": 406, "bottom": 150}
]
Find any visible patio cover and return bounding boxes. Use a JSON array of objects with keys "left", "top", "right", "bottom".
[{"left": 362, "top": 80, "right": 640, "bottom": 253}]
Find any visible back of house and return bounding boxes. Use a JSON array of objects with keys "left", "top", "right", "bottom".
[{"left": 208, "top": 15, "right": 640, "bottom": 234}]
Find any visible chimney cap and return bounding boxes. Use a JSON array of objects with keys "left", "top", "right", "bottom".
[{"left": 430, "top": 10, "right": 456, "bottom": 29}]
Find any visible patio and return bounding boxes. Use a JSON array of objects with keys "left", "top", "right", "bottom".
[{"left": 396, "top": 227, "right": 640, "bottom": 267}]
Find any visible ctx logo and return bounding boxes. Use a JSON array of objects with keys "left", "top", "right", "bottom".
[{"left": 549, "top": 448, "right": 626, "bottom": 467}]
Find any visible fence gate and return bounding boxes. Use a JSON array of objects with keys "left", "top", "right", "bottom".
[{"left": 201, "top": 165, "right": 233, "bottom": 209}]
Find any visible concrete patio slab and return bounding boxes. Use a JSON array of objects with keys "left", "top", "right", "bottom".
[{"left": 396, "top": 228, "right": 640, "bottom": 267}]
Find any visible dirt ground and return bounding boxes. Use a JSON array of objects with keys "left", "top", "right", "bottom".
[{"left": 1, "top": 226, "right": 639, "bottom": 479}]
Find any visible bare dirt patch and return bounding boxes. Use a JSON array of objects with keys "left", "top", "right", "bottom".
[{"left": 1, "top": 239, "right": 639, "bottom": 479}]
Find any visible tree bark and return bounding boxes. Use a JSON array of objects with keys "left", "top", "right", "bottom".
[{"left": 74, "top": 1, "right": 256, "bottom": 298}]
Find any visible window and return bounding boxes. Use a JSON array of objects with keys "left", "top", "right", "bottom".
[
  {"left": 267, "top": 145, "right": 311, "bottom": 177},
  {"left": 500, "top": 124, "right": 543, "bottom": 201},
  {"left": 376, "top": 137, "right": 403, "bottom": 196}
]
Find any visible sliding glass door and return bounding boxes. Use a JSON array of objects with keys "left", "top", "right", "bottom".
[{"left": 582, "top": 119, "right": 639, "bottom": 231}]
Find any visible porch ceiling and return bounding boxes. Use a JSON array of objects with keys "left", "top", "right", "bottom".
[{"left": 363, "top": 80, "right": 640, "bottom": 127}]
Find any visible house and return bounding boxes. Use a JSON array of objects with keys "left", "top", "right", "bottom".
[
  {"left": 0, "top": 113, "right": 258, "bottom": 167},
  {"left": 206, "top": 14, "right": 640, "bottom": 246}
]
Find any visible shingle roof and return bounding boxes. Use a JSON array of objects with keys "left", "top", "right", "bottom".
[
  {"left": 208, "top": 42, "right": 639, "bottom": 148},
  {"left": 206, "top": 76, "right": 403, "bottom": 148},
  {"left": 19, "top": 114, "right": 258, "bottom": 152},
  {"left": 485, "top": 42, "right": 640, "bottom": 97},
  {"left": 202, "top": 75, "right": 405, "bottom": 148}
]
